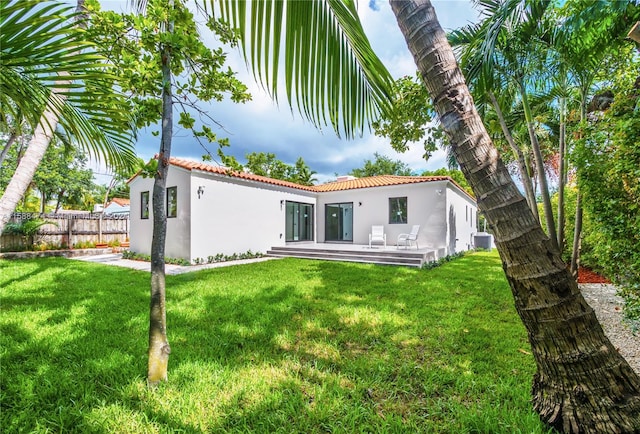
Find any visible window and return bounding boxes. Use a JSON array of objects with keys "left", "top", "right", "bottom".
[
  {"left": 141, "top": 191, "right": 150, "bottom": 219},
  {"left": 167, "top": 186, "right": 177, "bottom": 218},
  {"left": 389, "top": 197, "right": 407, "bottom": 224}
]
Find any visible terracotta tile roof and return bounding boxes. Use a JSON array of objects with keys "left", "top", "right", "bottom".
[
  {"left": 109, "top": 198, "right": 130, "bottom": 206},
  {"left": 313, "top": 175, "right": 450, "bottom": 192},
  {"left": 168, "top": 157, "right": 317, "bottom": 192},
  {"left": 136, "top": 157, "right": 473, "bottom": 199}
]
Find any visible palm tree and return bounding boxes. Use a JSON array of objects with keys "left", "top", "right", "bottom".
[
  {"left": 388, "top": 0, "right": 640, "bottom": 431},
  {"left": 544, "top": 0, "right": 639, "bottom": 275},
  {"left": 449, "top": 16, "right": 539, "bottom": 222},
  {"left": 448, "top": 0, "right": 559, "bottom": 251},
  {"left": 217, "top": 0, "right": 640, "bottom": 431},
  {"left": 0, "top": 0, "right": 136, "bottom": 235}
]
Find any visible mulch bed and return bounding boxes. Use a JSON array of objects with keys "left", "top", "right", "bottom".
[{"left": 577, "top": 266, "right": 611, "bottom": 284}]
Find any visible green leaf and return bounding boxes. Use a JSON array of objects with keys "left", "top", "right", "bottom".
[{"left": 212, "top": 0, "right": 394, "bottom": 139}]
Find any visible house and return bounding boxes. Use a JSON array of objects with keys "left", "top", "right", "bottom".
[
  {"left": 128, "top": 157, "right": 478, "bottom": 263},
  {"left": 93, "top": 198, "right": 130, "bottom": 215},
  {"left": 104, "top": 198, "right": 130, "bottom": 215}
]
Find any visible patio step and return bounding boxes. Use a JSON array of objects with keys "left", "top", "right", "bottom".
[{"left": 266, "top": 246, "right": 431, "bottom": 268}]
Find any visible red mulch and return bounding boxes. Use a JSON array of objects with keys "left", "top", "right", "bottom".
[{"left": 577, "top": 267, "right": 611, "bottom": 284}]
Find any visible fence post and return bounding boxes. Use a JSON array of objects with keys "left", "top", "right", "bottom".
[{"left": 68, "top": 216, "right": 73, "bottom": 248}]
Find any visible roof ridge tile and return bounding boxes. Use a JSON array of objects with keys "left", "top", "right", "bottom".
[{"left": 161, "top": 157, "right": 473, "bottom": 199}]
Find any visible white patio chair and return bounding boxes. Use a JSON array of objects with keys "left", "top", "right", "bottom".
[
  {"left": 369, "top": 225, "right": 386, "bottom": 248},
  {"left": 397, "top": 225, "right": 420, "bottom": 249}
]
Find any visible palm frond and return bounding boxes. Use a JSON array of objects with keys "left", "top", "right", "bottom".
[
  {"left": 0, "top": 0, "right": 136, "bottom": 171},
  {"left": 211, "top": 0, "right": 394, "bottom": 139}
]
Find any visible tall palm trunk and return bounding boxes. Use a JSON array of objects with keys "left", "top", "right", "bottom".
[
  {"left": 147, "top": 33, "right": 173, "bottom": 387},
  {"left": 0, "top": 132, "right": 18, "bottom": 165},
  {"left": 518, "top": 81, "right": 559, "bottom": 252},
  {"left": 570, "top": 191, "right": 582, "bottom": 277},
  {"left": 0, "top": 0, "right": 85, "bottom": 235},
  {"left": 557, "top": 97, "right": 567, "bottom": 253},
  {"left": 0, "top": 102, "right": 61, "bottom": 234},
  {"left": 570, "top": 98, "right": 588, "bottom": 276},
  {"left": 487, "top": 91, "right": 538, "bottom": 221},
  {"left": 390, "top": 1, "right": 640, "bottom": 432}
]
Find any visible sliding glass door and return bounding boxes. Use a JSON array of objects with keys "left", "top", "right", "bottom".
[
  {"left": 325, "top": 203, "right": 353, "bottom": 242},
  {"left": 285, "top": 201, "right": 314, "bottom": 242}
]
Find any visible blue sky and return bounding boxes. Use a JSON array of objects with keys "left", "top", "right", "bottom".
[{"left": 95, "top": 1, "right": 479, "bottom": 184}]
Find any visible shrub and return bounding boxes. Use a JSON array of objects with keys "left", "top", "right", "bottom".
[
  {"left": 573, "top": 71, "right": 640, "bottom": 320},
  {"left": 421, "top": 251, "right": 466, "bottom": 270},
  {"left": 120, "top": 250, "right": 264, "bottom": 266},
  {"left": 73, "top": 241, "right": 97, "bottom": 249}
]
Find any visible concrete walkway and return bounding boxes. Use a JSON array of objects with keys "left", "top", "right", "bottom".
[{"left": 71, "top": 253, "right": 277, "bottom": 275}]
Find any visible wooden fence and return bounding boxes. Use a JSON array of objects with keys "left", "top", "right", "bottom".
[{"left": 1, "top": 212, "right": 129, "bottom": 251}]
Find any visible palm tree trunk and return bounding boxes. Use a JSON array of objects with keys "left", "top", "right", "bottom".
[
  {"left": 147, "top": 40, "right": 172, "bottom": 387},
  {"left": 518, "top": 81, "right": 559, "bottom": 252},
  {"left": 570, "top": 191, "right": 582, "bottom": 277},
  {"left": 557, "top": 97, "right": 567, "bottom": 253},
  {"left": 570, "top": 98, "right": 588, "bottom": 277},
  {"left": 389, "top": 1, "right": 640, "bottom": 432},
  {"left": 0, "top": 104, "right": 61, "bottom": 235},
  {"left": 0, "top": 132, "right": 18, "bottom": 166},
  {"left": 487, "top": 91, "right": 539, "bottom": 221},
  {"left": 0, "top": 0, "right": 85, "bottom": 235}
]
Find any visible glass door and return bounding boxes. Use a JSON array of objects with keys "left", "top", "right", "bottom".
[
  {"left": 325, "top": 203, "right": 353, "bottom": 242},
  {"left": 285, "top": 201, "right": 314, "bottom": 242}
]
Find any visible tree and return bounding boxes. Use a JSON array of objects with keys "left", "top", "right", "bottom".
[
  {"left": 95, "top": 0, "right": 640, "bottom": 428},
  {"left": 243, "top": 152, "right": 317, "bottom": 185},
  {"left": 244, "top": 152, "right": 290, "bottom": 179},
  {"left": 546, "top": 0, "right": 639, "bottom": 275},
  {"left": 388, "top": 0, "right": 640, "bottom": 431},
  {"left": 88, "top": 0, "right": 251, "bottom": 385},
  {"left": 349, "top": 152, "right": 412, "bottom": 177},
  {"left": 30, "top": 142, "right": 93, "bottom": 212},
  {"left": 289, "top": 157, "right": 318, "bottom": 186},
  {"left": 371, "top": 74, "right": 446, "bottom": 159},
  {"left": 0, "top": 0, "right": 136, "bottom": 235},
  {"left": 421, "top": 168, "right": 472, "bottom": 196},
  {"left": 221, "top": 2, "right": 640, "bottom": 427},
  {"left": 91, "top": 0, "right": 392, "bottom": 386},
  {"left": 573, "top": 49, "right": 640, "bottom": 321},
  {"left": 449, "top": 0, "right": 555, "bottom": 246}
]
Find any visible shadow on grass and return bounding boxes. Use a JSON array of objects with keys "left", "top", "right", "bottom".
[{"left": 1, "top": 254, "right": 547, "bottom": 433}]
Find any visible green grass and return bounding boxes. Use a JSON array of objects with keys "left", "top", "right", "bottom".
[{"left": 0, "top": 252, "right": 553, "bottom": 433}]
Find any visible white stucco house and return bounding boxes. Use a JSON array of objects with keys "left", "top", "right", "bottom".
[{"left": 128, "top": 157, "right": 478, "bottom": 263}]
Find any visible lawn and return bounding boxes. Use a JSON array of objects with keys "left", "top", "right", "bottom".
[{"left": 0, "top": 252, "right": 552, "bottom": 433}]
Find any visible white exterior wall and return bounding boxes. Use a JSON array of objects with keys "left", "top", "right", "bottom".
[
  {"left": 128, "top": 176, "right": 151, "bottom": 254},
  {"left": 189, "top": 172, "right": 316, "bottom": 261},
  {"left": 128, "top": 166, "right": 192, "bottom": 260},
  {"left": 130, "top": 167, "right": 478, "bottom": 261},
  {"left": 444, "top": 184, "right": 477, "bottom": 255},
  {"left": 316, "top": 181, "right": 450, "bottom": 250}
]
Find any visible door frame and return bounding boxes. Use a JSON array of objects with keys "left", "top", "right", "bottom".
[{"left": 324, "top": 202, "right": 353, "bottom": 242}]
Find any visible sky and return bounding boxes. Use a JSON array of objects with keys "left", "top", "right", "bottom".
[{"left": 95, "top": 0, "right": 480, "bottom": 184}]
